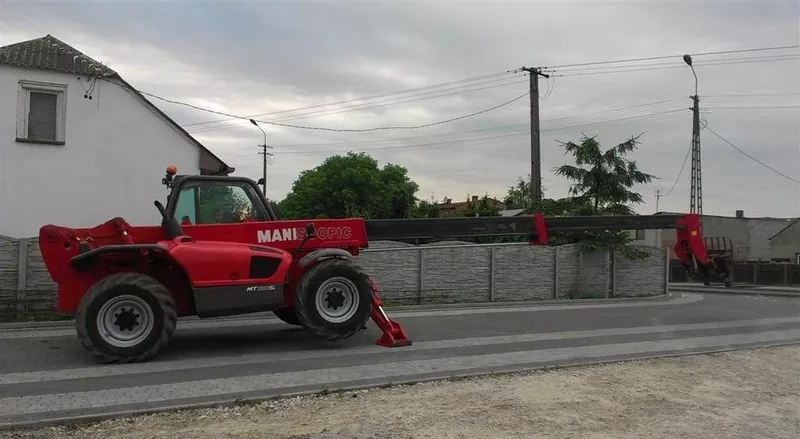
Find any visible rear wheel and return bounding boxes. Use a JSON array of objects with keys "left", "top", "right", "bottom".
[
  {"left": 76, "top": 272, "right": 177, "bottom": 364},
  {"left": 294, "top": 258, "right": 373, "bottom": 341}
]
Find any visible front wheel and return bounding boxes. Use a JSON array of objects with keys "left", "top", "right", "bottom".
[
  {"left": 76, "top": 272, "right": 177, "bottom": 364},
  {"left": 294, "top": 258, "right": 373, "bottom": 341}
]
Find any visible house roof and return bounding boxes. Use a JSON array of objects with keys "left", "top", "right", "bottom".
[
  {"left": 0, "top": 34, "right": 118, "bottom": 78},
  {"left": 0, "top": 35, "right": 232, "bottom": 175},
  {"left": 769, "top": 217, "right": 800, "bottom": 241},
  {"left": 498, "top": 208, "right": 526, "bottom": 217}
]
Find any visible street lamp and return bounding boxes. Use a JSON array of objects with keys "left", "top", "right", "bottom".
[
  {"left": 249, "top": 119, "right": 269, "bottom": 195},
  {"left": 683, "top": 54, "right": 698, "bottom": 97}
]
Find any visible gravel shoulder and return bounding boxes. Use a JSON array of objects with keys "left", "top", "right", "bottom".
[{"left": 5, "top": 345, "right": 800, "bottom": 439}]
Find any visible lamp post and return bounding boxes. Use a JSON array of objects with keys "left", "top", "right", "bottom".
[{"left": 249, "top": 119, "right": 271, "bottom": 195}]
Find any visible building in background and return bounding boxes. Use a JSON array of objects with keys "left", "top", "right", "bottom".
[
  {"left": 437, "top": 195, "right": 506, "bottom": 217},
  {"left": 769, "top": 218, "right": 800, "bottom": 263},
  {"left": 631, "top": 210, "right": 798, "bottom": 262},
  {"left": 0, "top": 35, "right": 232, "bottom": 238}
]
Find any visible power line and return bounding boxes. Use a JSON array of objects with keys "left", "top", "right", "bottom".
[
  {"left": 704, "top": 105, "right": 800, "bottom": 110},
  {"left": 663, "top": 144, "right": 692, "bottom": 198},
  {"left": 179, "top": 47, "right": 796, "bottom": 134},
  {"left": 181, "top": 69, "right": 520, "bottom": 128},
  {"left": 550, "top": 55, "right": 799, "bottom": 77},
  {"left": 134, "top": 86, "right": 529, "bottom": 133},
  {"left": 542, "top": 44, "right": 799, "bottom": 69},
  {"left": 223, "top": 108, "right": 687, "bottom": 158},
  {"left": 703, "top": 92, "right": 800, "bottom": 98},
  {"left": 207, "top": 98, "right": 686, "bottom": 150},
  {"left": 187, "top": 76, "right": 529, "bottom": 134},
  {"left": 548, "top": 54, "right": 799, "bottom": 74},
  {"left": 704, "top": 124, "right": 800, "bottom": 184}
]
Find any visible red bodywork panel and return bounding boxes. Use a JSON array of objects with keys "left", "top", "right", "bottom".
[
  {"left": 39, "top": 217, "right": 369, "bottom": 315},
  {"left": 672, "top": 214, "right": 709, "bottom": 266}
]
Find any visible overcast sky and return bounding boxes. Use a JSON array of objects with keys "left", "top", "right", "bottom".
[{"left": 2, "top": 0, "right": 799, "bottom": 217}]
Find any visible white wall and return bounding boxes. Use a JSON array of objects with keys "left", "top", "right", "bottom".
[
  {"left": 628, "top": 229, "right": 663, "bottom": 248},
  {"left": 0, "top": 66, "right": 201, "bottom": 238}
]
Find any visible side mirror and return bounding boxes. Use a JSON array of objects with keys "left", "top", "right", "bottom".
[
  {"left": 305, "top": 223, "right": 317, "bottom": 238},
  {"left": 257, "top": 178, "right": 265, "bottom": 185}
]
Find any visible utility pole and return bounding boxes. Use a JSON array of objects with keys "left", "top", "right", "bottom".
[
  {"left": 654, "top": 189, "right": 662, "bottom": 212},
  {"left": 521, "top": 66, "right": 550, "bottom": 205},
  {"left": 683, "top": 55, "right": 703, "bottom": 232},
  {"left": 250, "top": 119, "right": 273, "bottom": 196}
]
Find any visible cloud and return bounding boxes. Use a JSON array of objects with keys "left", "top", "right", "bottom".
[{"left": 1, "top": 0, "right": 798, "bottom": 217}]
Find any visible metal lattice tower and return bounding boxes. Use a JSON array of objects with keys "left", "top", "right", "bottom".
[{"left": 689, "top": 94, "right": 703, "bottom": 232}]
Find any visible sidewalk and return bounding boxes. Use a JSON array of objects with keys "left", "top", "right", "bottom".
[{"left": 669, "top": 282, "right": 800, "bottom": 297}]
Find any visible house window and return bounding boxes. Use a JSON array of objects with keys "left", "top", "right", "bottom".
[
  {"left": 634, "top": 229, "right": 646, "bottom": 241},
  {"left": 16, "top": 80, "right": 67, "bottom": 144}
]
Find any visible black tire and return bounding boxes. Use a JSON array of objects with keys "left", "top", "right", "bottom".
[
  {"left": 294, "top": 258, "right": 373, "bottom": 341},
  {"left": 273, "top": 306, "right": 302, "bottom": 326},
  {"left": 75, "top": 272, "right": 177, "bottom": 364}
]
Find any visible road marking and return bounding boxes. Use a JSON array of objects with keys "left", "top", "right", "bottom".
[
  {"left": 1, "top": 315, "right": 797, "bottom": 385},
  {"left": 0, "top": 293, "right": 703, "bottom": 340},
  {"left": 1, "top": 328, "right": 798, "bottom": 417}
]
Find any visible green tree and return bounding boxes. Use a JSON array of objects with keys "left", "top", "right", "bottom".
[
  {"left": 278, "top": 152, "right": 421, "bottom": 220},
  {"left": 504, "top": 174, "right": 536, "bottom": 211},
  {"left": 409, "top": 200, "right": 440, "bottom": 219},
  {"left": 462, "top": 194, "right": 501, "bottom": 217},
  {"left": 551, "top": 134, "right": 656, "bottom": 257},
  {"left": 267, "top": 199, "right": 282, "bottom": 218},
  {"left": 197, "top": 185, "right": 250, "bottom": 224},
  {"left": 500, "top": 134, "right": 655, "bottom": 257}
]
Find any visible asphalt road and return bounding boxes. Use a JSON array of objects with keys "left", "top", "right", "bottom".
[{"left": 1, "top": 290, "right": 799, "bottom": 429}]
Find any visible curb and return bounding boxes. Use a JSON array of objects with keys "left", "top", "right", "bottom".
[
  {"left": 669, "top": 285, "right": 800, "bottom": 298},
  {"left": 0, "top": 292, "right": 675, "bottom": 331},
  {"left": 2, "top": 339, "right": 797, "bottom": 432}
]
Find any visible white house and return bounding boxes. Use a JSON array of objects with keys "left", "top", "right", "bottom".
[{"left": 0, "top": 35, "right": 232, "bottom": 238}]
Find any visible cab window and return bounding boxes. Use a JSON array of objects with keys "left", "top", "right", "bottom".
[
  {"left": 173, "top": 180, "right": 267, "bottom": 225},
  {"left": 174, "top": 187, "right": 197, "bottom": 225}
]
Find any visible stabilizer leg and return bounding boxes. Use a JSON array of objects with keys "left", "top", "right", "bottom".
[{"left": 368, "top": 280, "right": 412, "bottom": 348}]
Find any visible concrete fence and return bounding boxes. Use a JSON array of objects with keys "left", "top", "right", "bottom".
[
  {"left": 357, "top": 240, "right": 670, "bottom": 305},
  {"left": 0, "top": 235, "right": 669, "bottom": 320}
]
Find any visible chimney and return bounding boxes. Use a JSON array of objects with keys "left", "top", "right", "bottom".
[
  {"left": 443, "top": 197, "right": 451, "bottom": 205},
  {"left": 472, "top": 195, "right": 479, "bottom": 202},
  {"left": 735, "top": 209, "right": 744, "bottom": 219}
]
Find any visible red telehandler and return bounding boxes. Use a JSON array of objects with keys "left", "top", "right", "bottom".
[{"left": 38, "top": 166, "right": 731, "bottom": 364}]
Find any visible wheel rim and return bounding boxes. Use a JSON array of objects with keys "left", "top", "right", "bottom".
[
  {"left": 96, "top": 294, "right": 155, "bottom": 348},
  {"left": 314, "top": 277, "right": 360, "bottom": 324}
]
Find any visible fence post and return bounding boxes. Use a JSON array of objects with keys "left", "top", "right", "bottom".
[
  {"left": 753, "top": 262, "right": 758, "bottom": 284},
  {"left": 577, "top": 249, "right": 583, "bottom": 294},
  {"left": 664, "top": 248, "right": 670, "bottom": 294},
  {"left": 604, "top": 251, "right": 611, "bottom": 298},
  {"left": 17, "top": 238, "right": 28, "bottom": 312},
  {"left": 489, "top": 247, "right": 495, "bottom": 302},
  {"left": 418, "top": 248, "right": 424, "bottom": 305},
  {"left": 553, "top": 246, "right": 559, "bottom": 299},
  {"left": 610, "top": 250, "right": 617, "bottom": 298},
  {"left": 785, "top": 264, "right": 790, "bottom": 285}
]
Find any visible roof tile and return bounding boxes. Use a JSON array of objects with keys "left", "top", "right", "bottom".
[{"left": 0, "top": 34, "right": 117, "bottom": 77}]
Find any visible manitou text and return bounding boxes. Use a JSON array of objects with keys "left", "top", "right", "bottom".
[{"left": 257, "top": 226, "right": 354, "bottom": 244}]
